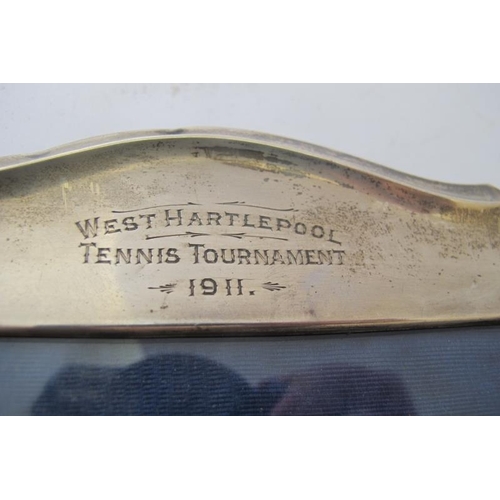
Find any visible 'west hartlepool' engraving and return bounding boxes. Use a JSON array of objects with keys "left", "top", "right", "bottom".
[
  {"left": 74, "top": 203, "right": 346, "bottom": 269},
  {"left": 75, "top": 206, "right": 342, "bottom": 245}
]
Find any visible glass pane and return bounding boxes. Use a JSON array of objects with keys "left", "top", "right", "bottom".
[{"left": 0, "top": 327, "right": 499, "bottom": 415}]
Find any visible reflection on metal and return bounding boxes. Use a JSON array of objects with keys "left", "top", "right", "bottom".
[{"left": 0, "top": 128, "right": 499, "bottom": 337}]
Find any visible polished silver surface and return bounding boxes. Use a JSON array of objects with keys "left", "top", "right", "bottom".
[{"left": 1, "top": 129, "right": 499, "bottom": 336}]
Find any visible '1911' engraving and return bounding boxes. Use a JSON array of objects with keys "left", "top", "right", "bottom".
[
  {"left": 148, "top": 279, "right": 287, "bottom": 298},
  {"left": 73, "top": 202, "right": 347, "bottom": 300}
]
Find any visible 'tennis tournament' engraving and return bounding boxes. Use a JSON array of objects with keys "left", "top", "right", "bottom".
[
  {"left": 74, "top": 201, "right": 346, "bottom": 267},
  {"left": 74, "top": 201, "right": 346, "bottom": 298}
]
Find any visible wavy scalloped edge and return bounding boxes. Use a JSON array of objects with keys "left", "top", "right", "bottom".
[{"left": 1, "top": 127, "right": 499, "bottom": 204}]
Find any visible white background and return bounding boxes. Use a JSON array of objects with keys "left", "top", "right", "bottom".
[
  {"left": 2, "top": 83, "right": 499, "bottom": 500},
  {"left": 2, "top": 0, "right": 500, "bottom": 498},
  {"left": 1, "top": 83, "right": 499, "bottom": 187}
]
